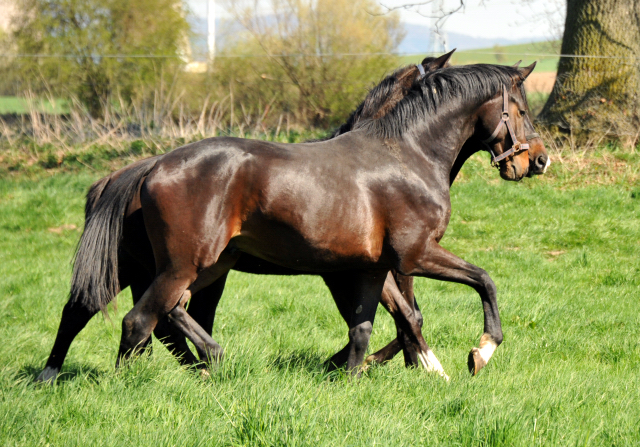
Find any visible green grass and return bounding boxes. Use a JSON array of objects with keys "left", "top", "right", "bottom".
[
  {"left": 0, "top": 96, "right": 70, "bottom": 115},
  {"left": 1, "top": 155, "right": 639, "bottom": 446},
  {"left": 402, "top": 41, "right": 561, "bottom": 73}
]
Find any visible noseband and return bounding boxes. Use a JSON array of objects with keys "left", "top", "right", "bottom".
[{"left": 482, "top": 86, "right": 529, "bottom": 167}]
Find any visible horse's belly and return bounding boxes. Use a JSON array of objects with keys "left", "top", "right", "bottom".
[{"left": 230, "top": 218, "right": 386, "bottom": 272}]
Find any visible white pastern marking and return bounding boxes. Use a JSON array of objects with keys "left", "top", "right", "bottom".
[
  {"left": 418, "top": 350, "right": 450, "bottom": 381},
  {"left": 543, "top": 156, "right": 551, "bottom": 173},
  {"left": 478, "top": 335, "right": 498, "bottom": 364}
]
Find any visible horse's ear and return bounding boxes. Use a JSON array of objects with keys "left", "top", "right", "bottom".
[
  {"left": 519, "top": 61, "right": 537, "bottom": 80},
  {"left": 422, "top": 48, "right": 456, "bottom": 71},
  {"left": 513, "top": 60, "right": 522, "bottom": 68}
]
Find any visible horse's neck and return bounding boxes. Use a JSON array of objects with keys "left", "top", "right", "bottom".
[
  {"left": 449, "top": 142, "right": 481, "bottom": 186},
  {"left": 409, "top": 107, "right": 477, "bottom": 182}
]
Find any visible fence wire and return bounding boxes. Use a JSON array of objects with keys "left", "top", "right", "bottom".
[{"left": 0, "top": 51, "right": 634, "bottom": 59}]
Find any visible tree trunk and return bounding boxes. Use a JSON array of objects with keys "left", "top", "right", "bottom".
[{"left": 538, "top": 0, "right": 640, "bottom": 140}]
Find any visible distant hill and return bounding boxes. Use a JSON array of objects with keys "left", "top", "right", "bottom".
[{"left": 398, "top": 23, "right": 546, "bottom": 53}]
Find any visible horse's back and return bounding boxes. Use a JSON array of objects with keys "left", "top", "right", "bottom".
[{"left": 139, "top": 134, "right": 448, "bottom": 272}]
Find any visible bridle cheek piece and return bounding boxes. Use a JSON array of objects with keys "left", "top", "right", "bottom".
[{"left": 481, "top": 86, "right": 530, "bottom": 167}]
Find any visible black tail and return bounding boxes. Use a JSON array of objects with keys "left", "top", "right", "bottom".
[{"left": 70, "top": 157, "right": 159, "bottom": 314}]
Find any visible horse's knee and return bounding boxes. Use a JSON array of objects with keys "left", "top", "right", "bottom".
[
  {"left": 413, "top": 301, "right": 424, "bottom": 327},
  {"left": 477, "top": 269, "right": 497, "bottom": 296},
  {"left": 121, "top": 312, "right": 152, "bottom": 347},
  {"left": 348, "top": 321, "right": 373, "bottom": 348}
]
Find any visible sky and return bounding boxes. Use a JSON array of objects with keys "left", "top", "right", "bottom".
[{"left": 185, "top": 0, "right": 565, "bottom": 41}]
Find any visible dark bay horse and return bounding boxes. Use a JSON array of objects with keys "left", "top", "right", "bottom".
[
  {"left": 37, "top": 61, "right": 547, "bottom": 382},
  {"left": 108, "top": 64, "right": 540, "bottom": 375},
  {"left": 36, "top": 53, "right": 464, "bottom": 384}
]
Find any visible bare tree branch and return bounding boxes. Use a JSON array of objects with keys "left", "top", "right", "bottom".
[{"left": 370, "top": 0, "right": 465, "bottom": 31}]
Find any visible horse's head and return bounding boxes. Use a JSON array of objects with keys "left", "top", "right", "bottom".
[{"left": 476, "top": 63, "right": 548, "bottom": 181}]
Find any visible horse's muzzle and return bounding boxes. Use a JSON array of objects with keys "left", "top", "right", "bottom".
[{"left": 528, "top": 153, "right": 549, "bottom": 176}]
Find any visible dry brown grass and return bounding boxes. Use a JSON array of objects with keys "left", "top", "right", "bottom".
[{"left": 2, "top": 92, "right": 639, "bottom": 190}]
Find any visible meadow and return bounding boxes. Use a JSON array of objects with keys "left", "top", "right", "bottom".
[{"left": 0, "top": 151, "right": 639, "bottom": 446}]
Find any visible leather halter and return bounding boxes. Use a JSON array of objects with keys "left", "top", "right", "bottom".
[{"left": 482, "top": 86, "right": 530, "bottom": 167}]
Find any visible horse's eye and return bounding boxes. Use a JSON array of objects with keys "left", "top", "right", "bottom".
[{"left": 519, "top": 110, "right": 526, "bottom": 117}]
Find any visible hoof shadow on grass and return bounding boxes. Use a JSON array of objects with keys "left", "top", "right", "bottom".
[
  {"left": 21, "top": 363, "right": 103, "bottom": 385},
  {"left": 269, "top": 350, "right": 326, "bottom": 374},
  {"left": 268, "top": 350, "right": 365, "bottom": 383}
]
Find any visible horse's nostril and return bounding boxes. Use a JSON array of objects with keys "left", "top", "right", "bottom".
[{"left": 535, "top": 154, "right": 548, "bottom": 169}]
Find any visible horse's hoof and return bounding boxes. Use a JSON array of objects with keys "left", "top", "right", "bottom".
[
  {"left": 35, "top": 366, "right": 59, "bottom": 383},
  {"left": 417, "top": 349, "right": 450, "bottom": 381},
  {"left": 467, "top": 348, "right": 486, "bottom": 376},
  {"left": 199, "top": 368, "right": 211, "bottom": 380},
  {"left": 361, "top": 355, "right": 376, "bottom": 372}
]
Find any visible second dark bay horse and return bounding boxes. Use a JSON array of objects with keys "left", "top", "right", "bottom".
[
  {"left": 109, "top": 64, "right": 540, "bottom": 375},
  {"left": 36, "top": 53, "right": 462, "bottom": 383}
]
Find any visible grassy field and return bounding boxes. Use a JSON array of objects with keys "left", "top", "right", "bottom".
[
  {"left": 0, "top": 152, "right": 639, "bottom": 446},
  {"left": 0, "top": 96, "right": 69, "bottom": 115}
]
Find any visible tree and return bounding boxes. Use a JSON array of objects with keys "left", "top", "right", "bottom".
[
  {"left": 217, "top": 0, "right": 405, "bottom": 127},
  {"left": 8, "top": 0, "right": 190, "bottom": 117},
  {"left": 538, "top": 0, "right": 640, "bottom": 139}
]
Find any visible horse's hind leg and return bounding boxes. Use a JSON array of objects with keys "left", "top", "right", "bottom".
[
  {"left": 36, "top": 255, "right": 139, "bottom": 382},
  {"left": 36, "top": 299, "right": 99, "bottom": 382},
  {"left": 117, "top": 269, "right": 196, "bottom": 366},
  {"left": 166, "top": 305, "right": 223, "bottom": 364},
  {"left": 149, "top": 274, "right": 228, "bottom": 368},
  {"left": 131, "top": 280, "right": 200, "bottom": 367},
  {"left": 117, "top": 257, "right": 235, "bottom": 368},
  {"left": 185, "top": 273, "right": 228, "bottom": 360}
]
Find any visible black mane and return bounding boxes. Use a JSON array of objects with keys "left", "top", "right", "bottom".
[
  {"left": 354, "top": 64, "right": 526, "bottom": 139},
  {"left": 323, "top": 64, "right": 421, "bottom": 140}
]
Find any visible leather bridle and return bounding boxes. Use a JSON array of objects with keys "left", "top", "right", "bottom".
[{"left": 482, "top": 85, "right": 530, "bottom": 167}]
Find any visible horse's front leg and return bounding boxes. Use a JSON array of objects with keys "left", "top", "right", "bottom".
[
  {"left": 366, "top": 272, "right": 449, "bottom": 380},
  {"left": 404, "top": 241, "right": 503, "bottom": 375},
  {"left": 368, "top": 272, "right": 424, "bottom": 367},
  {"left": 322, "top": 271, "right": 388, "bottom": 376}
]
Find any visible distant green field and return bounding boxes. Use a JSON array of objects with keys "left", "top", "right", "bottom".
[
  {"left": 0, "top": 96, "right": 69, "bottom": 115},
  {"left": 402, "top": 41, "right": 561, "bottom": 73}
]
